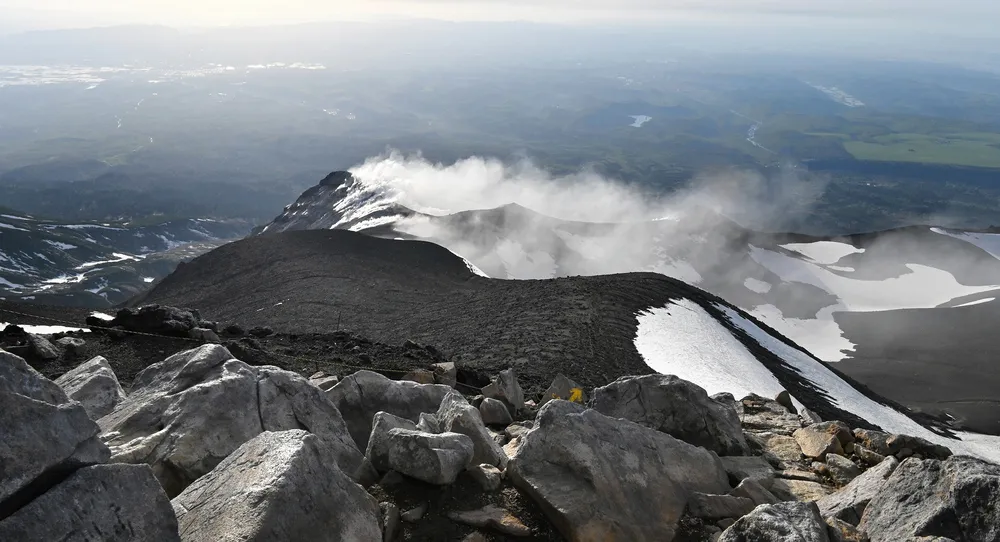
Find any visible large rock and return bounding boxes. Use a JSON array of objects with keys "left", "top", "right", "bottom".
[
  {"left": 366, "top": 411, "right": 418, "bottom": 472},
  {"left": 718, "top": 502, "right": 831, "bottom": 542},
  {"left": 54, "top": 356, "right": 126, "bottom": 419},
  {"left": 448, "top": 505, "right": 532, "bottom": 537},
  {"left": 818, "top": 456, "right": 899, "bottom": 525},
  {"left": 431, "top": 362, "right": 457, "bottom": 387},
  {"left": 100, "top": 345, "right": 370, "bottom": 496},
  {"left": 507, "top": 400, "right": 731, "bottom": 541},
  {"left": 721, "top": 456, "right": 777, "bottom": 487},
  {"left": 386, "top": 429, "right": 475, "bottom": 485},
  {"left": 731, "top": 478, "right": 780, "bottom": 507},
  {"left": 436, "top": 392, "right": 506, "bottom": 468},
  {"left": 326, "top": 370, "right": 453, "bottom": 450},
  {"left": 172, "top": 430, "right": 381, "bottom": 542},
  {"left": 770, "top": 479, "right": 833, "bottom": 502},
  {"left": 482, "top": 368, "right": 524, "bottom": 414},
  {"left": 860, "top": 456, "right": 1000, "bottom": 542},
  {"left": 0, "top": 464, "right": 179, "bottom": 541},
  {"left": 884, "top": 434, "right": 952, "bottom": 460},
  {"left": 27, "top": 333, "right": 61, "bottom": 360},
  {"left": 825, "top": 454, "right": 862, "bottom": 486},
  {"left": 751, "top": 432, "right": 804, "bottom": 464},
  {"left": 591, "top": 374, "right": 749, "bottom": 456},
  {"left": 794, "top": 426, "right": 843, "bottom": 460},
  {"left": 852, "top": 429, "right": 891, "bottom": 456},
  {"left": 112, "top": 305, "right": 200, "bottom": 336},
  {"left": 739, "top": 394, "right": 804, "bottom": 435},
  {"left": 687, "top": 492, "right": 755, "bottom": 520},
  {"left": 540, "top": 374, "right": 587, "bottom": 407},
  {"left": 0, "top": 349, "right": 110, "bottom": 505},
  {"left": 479, "top": 397, "right": 513, "bottom": 425}
]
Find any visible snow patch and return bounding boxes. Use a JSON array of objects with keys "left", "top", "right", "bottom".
[
  {"left": 744, "top": 278, "right": 771, "bottom": 294},
  {"left": 780, "top": 241, "right": 864, "bottom": 265},
  {"left": 0, "top": 222, "right": 29, "bottom": 231},
  {"left": 749, "top": 304, "right": 855, "bottom": 362},
  {"left": 90, "top": 311, "right": 114, "bottom": 321},
  {"left": 0, "top": 322, "right": 89, "bottom": 334},
  {"left": 954, "top": 297, "right": 994, "bottom": 308},
  {"left": 931, "top": 228, "right": 1000, "bottom": 261},
  {"left": 717, "top": 304, "right": 1000, "bottom": 463},
  {"left": 629, "top": 115, "right": 652, "bottom": 128}
]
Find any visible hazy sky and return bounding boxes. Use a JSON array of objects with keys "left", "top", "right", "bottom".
[{"left": 3, "top": 0, "right": 999, "bottom": 28}]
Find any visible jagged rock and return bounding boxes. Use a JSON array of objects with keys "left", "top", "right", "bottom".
[
  {"left": 381, "top": 502, "right": 400, "bottom": 542},
  {"left": 731, "top": 478, "right": 780, "bottom": 506},
  {"left": 508, "top": 400, "right": 731, "bottom": 541},
  {"left": 197, "top": 320, "right": 219, "bottom": 332},
  {"left": 172, "top": 430, "right": 381, "bottom": 541},
  {"left": 401, "top": 502, "right": 427, "bottom": 522},
  {"left": 775, "top": 390, "right": 798, "bottom": 414},
  {"left": 54, "top": 355, "right": 126, "bottom": 419},
  {"left": 0, "top": 349, "right": 110, "bottom": 505},
  {"left": 854, "top": 445, "right": 886, "bottom": 467},
  {"left": 0, "top": 464, "right": 179, "bottom": 542},
  {"left": 770, "top": 479, "right": 833, "bottom": 502},
  {"left": 811, "top": 421, "right": 854, "bottom": 447},
  {"left": 112, "top": 305, "right": 199, "bottom": 336},
  {"left": 825, "top": 517, "right": 869, "bottom": 542},
  {"left": 721, "top": 456, "right": 777, "bottom": 487},
  {"left": 436, "top": 392, "right": 507, "bottom": 468},
  {"left": 753, "top": 432, "right": 804, "bottom": 464},
  {"left": 326, "top": 370, "right": 453, "bottom": 450},
  {"left": 467, "top": 463, "right": 503, "bottom": 492},
  {"left": 713, "top": 392, "right": 738, "bottom": 407},
  {"left": 592, "top": 374, "right": 749, "bottom": 456},
  {"left": 817, "top": 456, "right": 899, "bottom": 525},
  {"left": 688, "top": 492, "right": 756, "bottom": 520},
  {"left": 719, "top": 501, "right": 831, "bottom": 542},
  {"left": 223, "top": 323, "right": 245, "bottom": 336},
  {"left": 366, "top": 412, "right": 418, "bottom": 472},
  {"left": 417, "top": 412, "right": 441, "bottom": 433},
  {"left": 825, "top": 454, "right": 862, "bottom": 486},
  {"left": 431, "top": 362, "right": 457, "bottom": 387},
  {"left": 801, "top": 408, "right": 824, "bottom": 425},
  {"left": 489, "top": 428, "right": 508, "bottom": 446},
  {"left": 540, "top": 374, "right": 587, "bottom": 407},
  {"left": 248, "top": 325, "right": 274, "bottom": 337},
  {"left": 55, "top": 336, "right": 86, "bottom": 355},
  {"left": 483, "top": 368, "right": 524, "bottom": 414},
  {"left": 402, "top": 368, "right": 435, "bottom": 384},
  {"left": 27, "top": 333, "right": 61, "bottom": 360},
  {"left": 189, "top": 327, "right": 221, "bottom": 344},
  {"left": 795, "top": 426, "right": 843, "bottom": 459},
  {"left": 479, "top": 397, "right": 513, "bottom": 425},
  {"left": 386, "top": 429, "right": 475, "bottom": 485},
  {"left": 308, "top": 372, "right": 339, "bottom": 391},
  {"left": 740, "top": 394, "right": 804, "bottom": 435},
  {"left": 860, "top": 456, "right": 1000, "bottom": 542},
  {"left": 101, "top": 345, "right": 371, "bottom": 496},
  {"left": 884, "top": 434, "right": 952, "bottom": 460},
  {"left": 852, "top": 429, "right": 891, "bottom": 456},
  {"left": 503, "top": 436, "right": 522, "bottom": 459},
  {"left": 448, "top": 505, "right": 531, "bottom": 537}
]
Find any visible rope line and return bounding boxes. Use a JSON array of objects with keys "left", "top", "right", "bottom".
[{"left": 0, "top": 307, "right": 485, "bottom": 393}]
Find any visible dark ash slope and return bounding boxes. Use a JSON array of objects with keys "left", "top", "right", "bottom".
[{"left": 133, "top": 228, "right": 936, "bottom": 432}]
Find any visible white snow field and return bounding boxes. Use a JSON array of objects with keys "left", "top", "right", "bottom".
[
  {"left": 0, "top": 322, "right": 88, "bottom": 334},
  {"left": 748, "top": 246, "right": 1000, "bottom": 361},
  {"left": 953, "top": 297, "right": 994, "bottom": 308},
  {"left": 634, "top": 299, "right": 1000, "bottom": 463},
  {"left": 932, "top": 228, "right": 1000, "bottom": 261}
]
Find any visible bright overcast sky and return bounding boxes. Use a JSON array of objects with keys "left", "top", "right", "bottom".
[{"left": 3, "top": 0, "right": 999, "bottom": 28}]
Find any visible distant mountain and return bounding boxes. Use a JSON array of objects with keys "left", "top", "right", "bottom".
[
  {"left": 256, "top": 171, "right": 1000, "bottom": 435},
  {"left": 0, "top": 209, "right": 250, "bottom": 306},
  {"left": 134, "top": 228, "right": 1000, "bottom": 462}
]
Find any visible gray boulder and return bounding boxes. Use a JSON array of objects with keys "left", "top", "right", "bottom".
[
  {"left": 172, "top": 430, "right": 381, "bottom": 542},
  {"left": 740, "top": 394, "right": 804, "bottom": 435},
  {"left": 884, "top": 434, "right": 952, "bottom": 460},
  {"left": 592, "top": 374, "right": 749, "bottom": 456},
  {"left": 825, "top": 454, "right": 862, "bottom": 486},
  {"left": 386, "top": 429, "right": 475, "bottom": 485},
  {"left": 308, "top": 372, "right": 339, "bottom": 391},
  {"left": 731, "top": 478, "right": 780, "bottom": 507},
  {"left": 100, "top": 345, "right": 370, "bottom": 496},
  {"left": 326, "top": 370, "right": 453, "bottom": 449},
  {"left": 507, "top": 400, "right": 731, "bottom": 541},
  {"left": 54, "top": 356, "right": 126, "bottom": 419},
  {"left": 482, "top": 368, "right": 524, "bottom": 414},
  {"left": 27, "top": 333, "right": 61, "bottom": 360},
  {"left": 366, "top": 411, "right": 418, "bottom": 472},
  {"left": 540, "top": 374, "right": 587, "bottom": 407},
  {"left": 55, "top": 336, "right": 86, "bottom": 355},
  {"left": 431, "top": 362, "right": 457, "bottom": 387},
  {"left": 818, "top": 456, "right": 899, "bottom": 525},
  {"left": 860, "top": 456, "right": 1000, "bottom": 542},
  {"left": 721, "top": 456, "right": 777, "bottom": 487},
  {"left": 479, "top": 397, "right": 513, "bottom": 425},
  {"left": 687, "top": 492, "right": 755, "bottom": 520},
  {"left": 0, "top": 464, "right": 179, "bottom": 542},
  {"left": 852, "top": 429, "right": 892, "bottom": 456},
  {"left": 794, "top": 426, "right": 843, "bottom": 460},
  {"left": 189, "top": 327, "right": 221, "bottom": 344},
  {"left": 417, "top": 412, "right": 441, "bottom": 433},
  {"left": 718, "top": 501, "right": 831, "bottom": 542},
  {"left": 112, "top": 305, "right": 199, "bottom": 336},
  {"left": 467, "top": 464, "right": 503, "bottom": 492},
  {"left": 436, "top": 392, "right": 507, "bottom": 468},
  {"left": 0, "top": 349, "right": 109, "bottom": 505},
  {"left": 448, "top": 505, "right": 532, "bottom": 537}
]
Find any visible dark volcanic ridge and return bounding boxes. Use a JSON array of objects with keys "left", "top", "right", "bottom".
[{"left": 128, "top": 228, "right": 960, "bottom": 438}]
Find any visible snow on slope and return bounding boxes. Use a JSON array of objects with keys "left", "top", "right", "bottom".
[
  {"left": 748, "top": 245, "right": 1000, "bottom": 360},
  {"left": 780, "top": 241, "right": 864, "bottom": 265},
  {"left": 932, "top": 228, "right": 1000, "bottom": 261},
  {"left": 634, "top": 298, "right": 1000, "bottom": 462},
  {"left": 954, "top": 297, "right": 994, "bottom": 308}
]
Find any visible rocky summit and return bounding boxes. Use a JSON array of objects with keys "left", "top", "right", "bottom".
[{"left": 3, "top": 337, "right": 999, "bottom": 541}]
